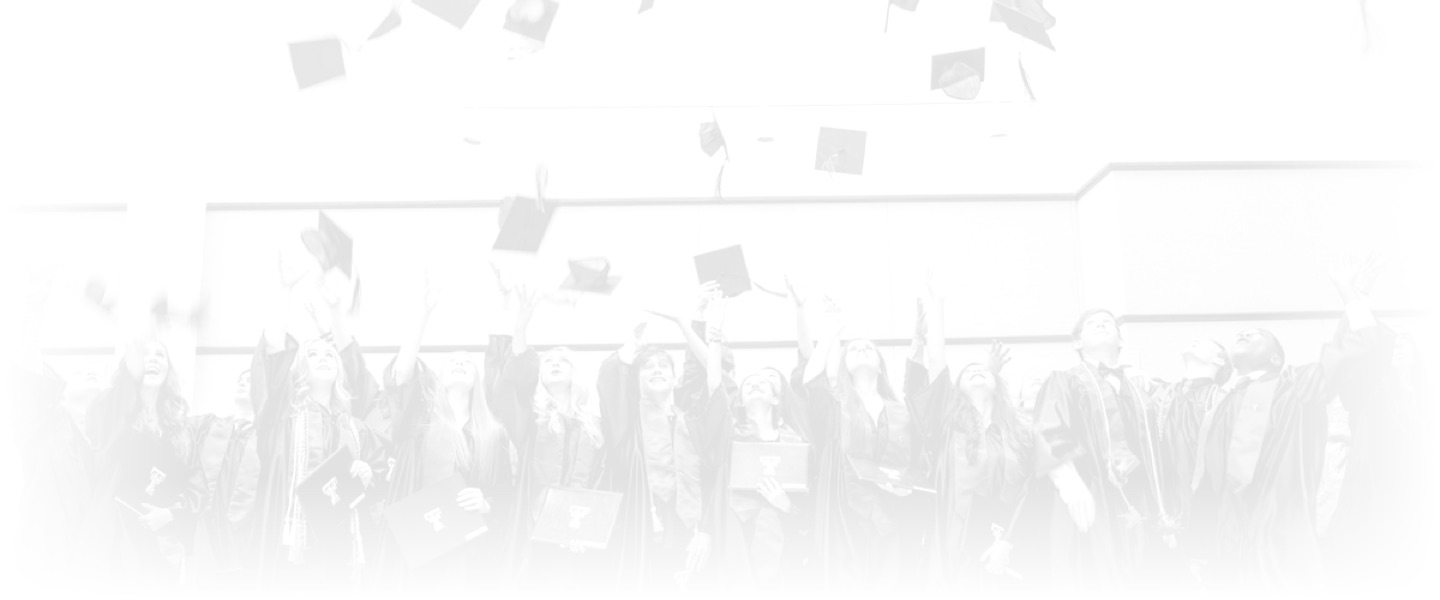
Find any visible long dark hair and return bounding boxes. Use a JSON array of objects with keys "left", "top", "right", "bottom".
[
  {"left": 95, "top": 343, "right": 191, "bottom": 460},
  {"left": 833, "top": 340, "right": 902, "bottom": 447},
  {"left": 948, "top": 363, "right": 1019, "bottom": 464}
]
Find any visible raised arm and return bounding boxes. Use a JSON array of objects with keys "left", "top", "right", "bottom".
[
  {"left": 1297, "top": 255, "right": 1393, "bottom": 403},
  {"left": 596, "top": 322, "right": 648, "bottom": 452},
  {"left": 393, "top": 272, "right": 440, "bottom": 388},
  {"left": 786, "top": 276, "right": 814, "bottom": 361}
]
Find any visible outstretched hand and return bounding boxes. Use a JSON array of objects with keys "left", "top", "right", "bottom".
[
  {"left": 1329, "top": 253, "right": 1382, "bottom": 302},
  {"left": 987, "top": 341, "right": 1011, "bottom": 375}
]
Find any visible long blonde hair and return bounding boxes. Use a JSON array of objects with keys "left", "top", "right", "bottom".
[
  {"left": 423, "top": 354, "right": 507, "bottom": 478},
  {"left": 533, "top": 348, "right": 603, "bottom": 446},
  {"left": 288, "top": 337, "right": 354, "bottom": 416}
]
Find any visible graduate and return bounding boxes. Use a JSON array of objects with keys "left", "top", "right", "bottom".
[
  {"left": 368, "top": 272, "right": 515, "bottom": 590},
  {"left": 8, "top": 271, "right": 99, "bottom": 588},
  {"left": 595, "top": 314, "right": 712, "bottom": 591},
  {"left": 1127, "top": 338, "right": 1233, "bottom": 586},
  {"left": 483, "top": 268, "right": 607, "bottom": 588},
  {"left": 799, "top": 289, "right": 930, "bottom": 592},
  {"left": 1188, "top": 256, "right": 1394, "bottom": 591},
  {"left": 248, "top": 253, "right": 387, "bottom": 589},
  {"left": 1325, "top": 331, "right": 1432, "bottom": 593},
  {"left": 679, "top": 285, "right": 812, "bottom": 592},
  {"left": 188, "top": 369, "right": 261, "bottom": 585},
  {"left": 904, "top": 279, "right": 1039, "bottom": 591},
  {"left": 80, "top": 319, "right": 207, "bottom": 588},
  {"left": 1032, "top": 308, "right": 1162, "bottom": 590}
]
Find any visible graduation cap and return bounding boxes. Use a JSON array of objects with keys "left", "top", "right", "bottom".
[
  {"left": 504, "top": 0, "right": 561, "bottom": 43},
  {"left": 301, "top": 212, "right": 355, "bottom": 277},
  {"left": 639, "top": 0, "right": 655, "bottom": 13},
  {"left": 288, "top": 38, "right": 346, "bottom": 91},
  {"left": 931, "top": 49, "right": 986, "bottom": 101},
  {"left": 559, "top": 258, "right": 624, "bottom": 295},
  {"left": 414, "top": 0, "right": 482, "bottom": 29},
  {"left": 891, "top": 0, "right": 920, "bottom": 10},
  {"left": 694, "top": 245, "right": 752, "bottom": 298},
  {"left": 699, "top": 119, "right": 727, "bottom": 157},
  {"left": 367, "top": 7, "right": 402, "bottom": 40},
  {"left": 493, "top": 196, "right": 558, "bottom": 253},
  {"left": 815, "top": 127, "right": 867, "bottom": 176},
  {"left": 992, "top": 0, "right": 1057, "bottom": 50},
  {"left": 84, "top": 277, "right": 116, "bottom": 316}
]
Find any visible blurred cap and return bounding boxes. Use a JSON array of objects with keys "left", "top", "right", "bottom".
[
  {"left": 815, "top": 127, "right": 867, "bottom": 176},
  {"left": 504, "top": 0, "right": 561, "bottom": 43},
  {"left": 993, "top": 0, "right": 1057, "bottom": 50},
  {"left": 289, "top": 38, "right": 346, "bottom": 91},
  {"left": 694, "top": 245, "right": 752, "bottom": 298},
  {"left": 560, "top": 258, "right": 624, "bottom": 295},
  {"left": 414, "top": 0, "right": 482, "bottom": 30},
  {"left": 639, "top": 0, "right": 655, "bottom": 13},
  {"left": 300, "top": 212, "right": 355, "bottom": 277},
  {"left": 891, "top": 0, "right": 920, "bottom": 11},
  {"left": 931, "top": 48, "right": 986, "bottom": 100},
  {"left": 493, "top": 196, "right": 558, "bottom": 253},
  {"left": 368, "top": 7, "right": 403, "bottom": 40},
  {"left": 699, "top": 120, "right": 726, "bottom": 157}
]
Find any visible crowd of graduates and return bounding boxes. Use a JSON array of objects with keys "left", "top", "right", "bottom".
[{"left": 8, "top": 243, "right": 1432, "bottom": 599}]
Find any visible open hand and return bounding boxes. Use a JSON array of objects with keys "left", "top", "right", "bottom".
[
  {"left": 987, "top": 341, "right": 1011, "bottom": 375},
  {"left": 138, "top": 504, "right": 174, "bottom": 532},
  {"left": 756, "top": 478, "right": 793, "bottom": 513},
  {"left": 457, "top": 487, "right": 491, "bottom": 513},
  {"left": 350, "top": 460, "right": 374, "bottom": 488}
]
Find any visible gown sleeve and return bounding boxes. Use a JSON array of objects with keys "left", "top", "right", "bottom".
[
  {"left": 250, "top": 333, "right": 299, "bottom": 440},
  {"left": 1295, "top": 315, "right": 1395, "bottom": 407},
  {"left": 339, "top": 338, "right": 380, "bottom": 420},
  {"left": 902, "top": 359, "right": 950, "bottom": 459},
  {"left": 596, "top": 352, "right": 636, "bottom": 461},
  {"left": 485, "top": 334, "right": 540, "bottom": 445},
  {"left": 1033, "top": 370, "right": 1082, "bottom": 475}
]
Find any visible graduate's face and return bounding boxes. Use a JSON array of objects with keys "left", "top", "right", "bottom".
[
  {"left": 539, "top": 350, "right": 574, "bottom": 387},
  {"left": 304, "top": 341, "right": 341, "bottom": 389},
  {"left": 1183, "top": 339, "right": 1227, "bottom": 369},
  {"left": 844, "top": 340, "right": 881, "bottom": 374},
  {"left": 638, "top": 353, "right": 676, "bottom": 395},
  {"left": 233, "top": 370, "right": 251, "bottom": 410},
  {"left": 441, "top": 352, "right": 477, "bottom": 391},
  {"left": 741, "top": 374, "right": 779, "bottom": 409},
  {"left": 957, "top": 364, "right": 997, "bottom": 397},
  {"left": 64, "top": 369, "right": 103, "bottom": 406},
  {"left": 141, "top": 342, "right": 170, "bottom": 388},
  {"left": 760, "top": 368, "right": 784, "bottom": 393},
  {"left": 1229, "top": 329, "right": 1281, "bottom": 370},
  {"left": 1076, "top": 312, "right": 1121, "bottom": 351}
]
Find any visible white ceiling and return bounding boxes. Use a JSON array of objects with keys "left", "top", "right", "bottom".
[{"left": 2, "top": 0, "right": 1435, "bottom": 205}]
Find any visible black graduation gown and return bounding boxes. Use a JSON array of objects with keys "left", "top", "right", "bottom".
[
  {"left": 906, "top": 362, "right": 1040, "bottom": 591},
  {"left": 368, "top": 356, "right": 515, "bottom": 591},
  {"left": 595, "top": 349, "right": 707, "bottom": 592},
  {"left": 248, "top": 335, "right": 388, "bottom": 589},
  {"left": 800, "top": 358, "right": 930, "bottom": 592},
  {"left": 9, "top": 364, "right": 93, "bottom": 586},
  {"left": 485, "top": 334, "right": 606, "bottom": 588},
  {"left": 1033, "top": 362, "right": 1164, "bottom": 590},
  {"left": 688, "top": 349, "right": 813, "bottom": 593},
  {"left": 79, "top": 366, "right": 207, "bottom": 588},
  {"left": 187, "top": 413, "right": 260, "bottom": 585},
  {"left": 1189, "top": 318, "right": 1391, "bottom": 591}
]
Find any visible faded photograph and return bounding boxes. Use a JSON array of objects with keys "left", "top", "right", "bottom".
[{"left": 2, "top": 2, "right": 1437, "bottom": 600}]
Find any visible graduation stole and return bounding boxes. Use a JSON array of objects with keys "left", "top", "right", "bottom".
[{"left": 1080, "top": 366, "right": 1172, "bottom": 533}]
